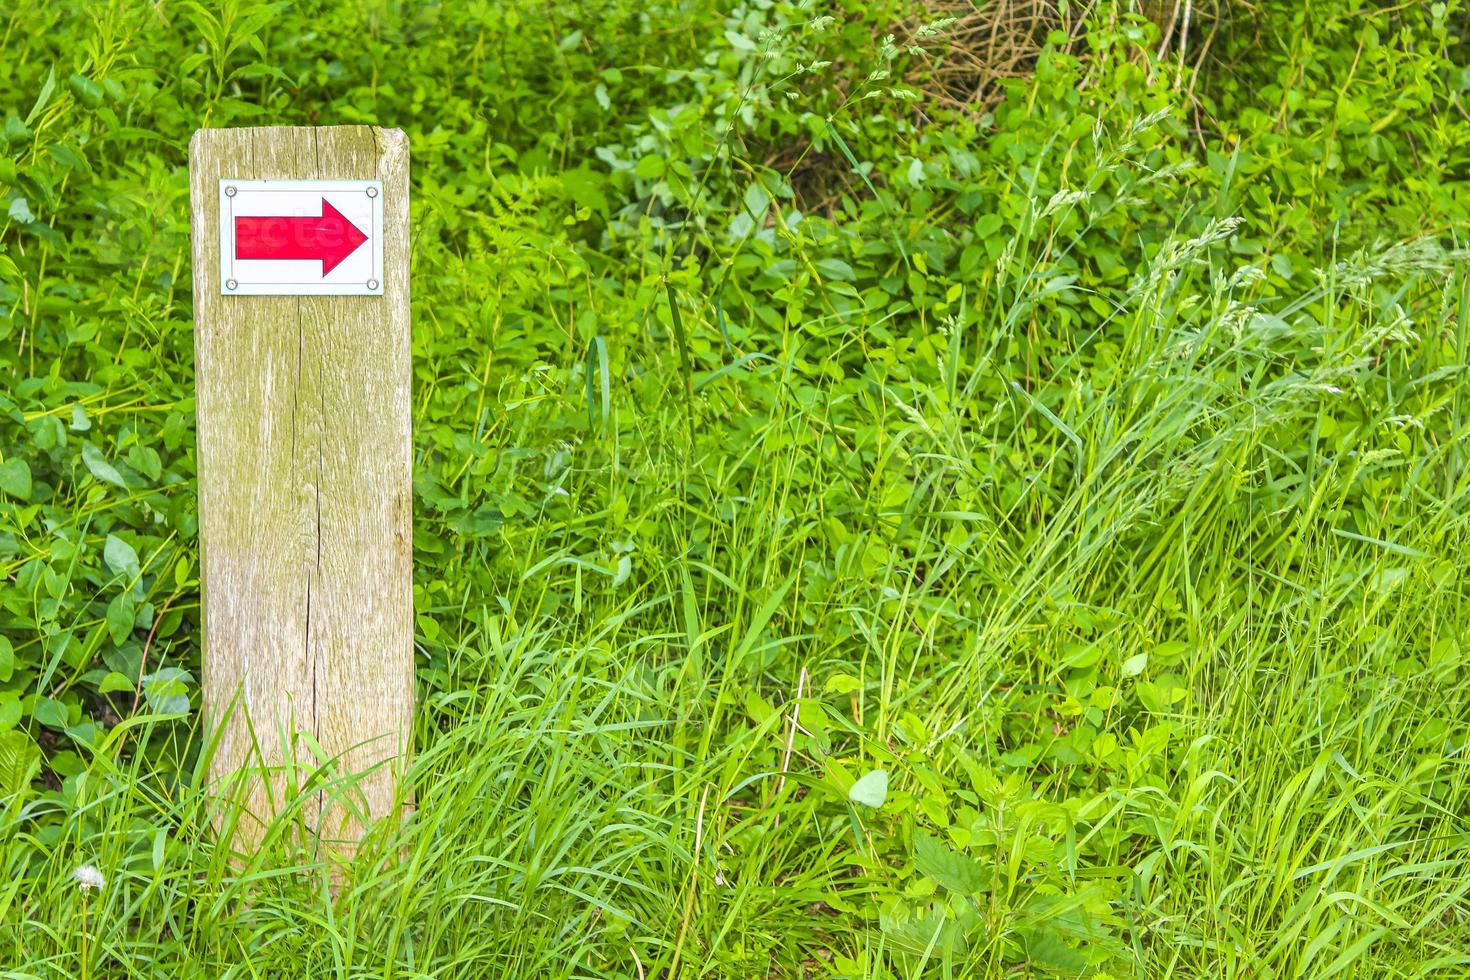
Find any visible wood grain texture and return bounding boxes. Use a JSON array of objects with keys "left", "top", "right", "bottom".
[{"left": 189, "top": 127, "right": 412, "bottom": 853}]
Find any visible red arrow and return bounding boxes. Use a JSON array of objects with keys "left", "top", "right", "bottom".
[{"left": 234, "top": 199, "right": 368, "bottom": 275}]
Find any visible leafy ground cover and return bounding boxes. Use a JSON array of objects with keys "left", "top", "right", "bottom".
[{"left": 1, "top": 1, "right": 1468, "bottom": 976}]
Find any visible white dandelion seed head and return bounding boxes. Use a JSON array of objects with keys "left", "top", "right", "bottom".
[{"left": 73, "top": 865, "right": 105, "bottom": 892}]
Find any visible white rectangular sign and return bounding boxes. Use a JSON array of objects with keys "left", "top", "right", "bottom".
[{"left": 218, "top": 179, "right": 384, "bottom": 296}]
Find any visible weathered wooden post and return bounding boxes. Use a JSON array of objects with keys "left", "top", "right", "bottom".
[{"left": 188, "top": 127, "right": 412, "bottom": 852}]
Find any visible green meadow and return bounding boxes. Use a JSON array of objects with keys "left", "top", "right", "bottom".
[{"left": 1, "top": 1, "right": 1468, "bottom": 976}]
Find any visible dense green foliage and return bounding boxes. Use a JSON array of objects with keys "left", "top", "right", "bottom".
[{"left": 1, "top": 0, "right": 1468, "bottom": 976}]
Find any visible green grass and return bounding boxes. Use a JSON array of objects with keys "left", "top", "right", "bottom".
[
  {"left": 2, "top": 0, "right": 1469, "bottom": 977},
  {"left": 7, "top": 233, "right": 1468, "bottom": 977}
]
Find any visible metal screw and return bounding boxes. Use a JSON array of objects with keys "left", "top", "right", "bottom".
[
  {"left": 225, "top": 186, "right": 237, "bottom": 197},
  {"left": 366, "top": 186, "right": 378, "bottom": 198},
  {"left": 366, "top": 279, "right": 380, "bottom": 290},
  {"left": 226, "top": 279, "right": 238, "bottom": 290}
]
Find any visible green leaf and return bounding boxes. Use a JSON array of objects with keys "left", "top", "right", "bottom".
[
  {"left": 0, "top": 459, "right": 31, "bottom": 500},
  {"left": 744, "top": 689, "right": 775, "bottom": 725},
  {"left": 67, "top": 73, "right": 104, "bottom": 108},
  {"left": 914, "top": 833, "right": 992, "bottom": 893},
  {"left": 1061, "top": 643, "right": 1102, "bottom": 668},
  {"left": 849, "top": 769, "right": 888, "bottom": 808},
  {"left": 6, "top": 197, "right": 33, "bottom": 224},
  {"left": 141, "top": 667, "right": 193, "bottom": 716},
  {"left": 98, "top": 671, "right": 134, "bottom": 694},
  {"left": 664, "top": 280, "right": 695, "bottom": 447},
  {"left": 25, "top": 66, "right": 57, "bottom": 125},
  {"left": 1020, "top": 926, "right": 1090, "bottom": 972},
  {"left": 585, "top": 336, "right": 609, "bottom": 432},
  {"left": 49, "top": 143, "right": 88, "bottom": 172},
  {"left": 82, "top": 442, "right": 128, "bottom": 488},
  {"left": 742, "top": 182, "right": 770, "bottom": 220},
  {"left": 104, "top": 642, "right": 142, "bottom": 682},
  {"left": 2, "top": 115, "right": 31, "bottom": 145},
  {"left": 814, "top": 257, "right": 855, "bottom": 281},
  {"left": 32, "top": 697, "right": 69, "bottom": 730},
  {"left": 0, "top": 695, "right": 21, "bottom": 732},
  {"left": 634, "top": 154, "right": 665, "bottom": 179},
  {"left": 879, "top": 901, "right": 969, "bottom": 956},
  {"left": 0, "top": 636, "right": 12, "bottom": 683},
  {"left": 106, "top": 593, "right": 136, "bottom": 646},
  {"left": 0, "top": 730, "right": 41, "bottom": 795},
  {"left": 30, "top": 415, "right": 64, "bottom": 451},
  {"left": 104, "top": 534, "right": 141, "bottom": 582}
]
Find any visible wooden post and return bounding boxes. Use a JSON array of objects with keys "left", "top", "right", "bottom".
[{"left": 188, "top": 127, "right": 412, "bottom": 852}]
